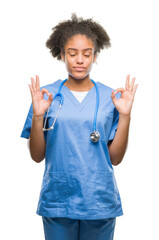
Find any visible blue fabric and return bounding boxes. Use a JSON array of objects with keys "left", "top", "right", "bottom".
[
  {"left": 42, "top": 217, "right": 116, "bottom": 240},
  {"left": 21, "top": 79, "right": 123, "bottom": 220}
]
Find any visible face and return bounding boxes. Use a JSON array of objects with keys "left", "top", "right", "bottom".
[{"left": 61, "top": 34, "right": 97, "bottom": 80}]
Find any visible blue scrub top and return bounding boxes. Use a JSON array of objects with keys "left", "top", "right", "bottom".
[{"left": 21, "top": 79, "right": 123, "bottom": 220}]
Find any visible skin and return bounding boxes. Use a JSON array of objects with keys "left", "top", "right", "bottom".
[
  {"left": 28, "top": 33, "right": 138, "bottom": 164},
  {"left": 28, "top": 76, "right": 53, "bottom": 162},
  {"left": 108, "top": 75, "right": 138, "bottom": 165},
  {"left": 61, "top": 34, "right": 97, "bottom": 91}
]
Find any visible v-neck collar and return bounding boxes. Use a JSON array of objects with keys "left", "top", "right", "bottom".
[{"left": 60, "top": 80, "right": 98, "bottom": 112}]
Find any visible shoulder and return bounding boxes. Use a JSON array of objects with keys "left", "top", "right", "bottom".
[
  {"left": 40, "top": 79, "right": 62, "bottom": 93},
  {"left": 97, "top": 81, "right": 114, "bottom": 92},
  {"left": 97, "top": 81, "right": 121, "bottom": 99}
]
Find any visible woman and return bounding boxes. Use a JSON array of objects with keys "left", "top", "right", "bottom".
[{"left": 21, "top": 13, "right": 138, "bottom": 240}]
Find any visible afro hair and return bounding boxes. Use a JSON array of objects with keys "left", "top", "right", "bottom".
[{"left": 46, "top": 13, "right": 111, "bottom": 60}]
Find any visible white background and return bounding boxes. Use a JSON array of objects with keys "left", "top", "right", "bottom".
[{"left": 1, "top": 0, "right": 159, "bottom": 239}]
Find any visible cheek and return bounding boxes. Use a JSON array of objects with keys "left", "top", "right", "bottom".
[
  {"left": 65, "top": 58, "right": 74, "bottom": 69},
  {"left": 87, "top": 59, "right": 94, "bottom": 70},
  {"left": 86, "top": 55, "right": 94, "bottom": 64}
]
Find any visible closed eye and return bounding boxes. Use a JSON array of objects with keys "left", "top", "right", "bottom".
[{"left": 69, "top": 54, "right": 90, "bottom": 57}]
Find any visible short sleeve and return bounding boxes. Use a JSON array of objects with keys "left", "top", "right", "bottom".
[
  {"left": 20, "top": 103, "right": 33, "bottom": 139},
  {"left": 108, "top": 107, "right": 119, "bottom": 141}
]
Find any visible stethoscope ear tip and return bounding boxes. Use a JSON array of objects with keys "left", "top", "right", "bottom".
[{"left": 43, "top": 126, "right": 54, "bottom": 131}]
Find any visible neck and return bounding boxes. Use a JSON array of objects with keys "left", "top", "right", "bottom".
[{"left": 65, "top": 75, "right": 94, "bottom": 92}]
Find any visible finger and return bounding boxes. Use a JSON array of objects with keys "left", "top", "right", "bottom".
[
  {"left": 45, "top": 93, "right": 53, "bottom": 107},
  {"left": 115, "top": 88, "right": 125, "bottom": 94},
  {"left": 41, "top": 88, "right": 50, "bottom": 96},
  {"left": 132, "top": 84, "right": 138, "bottom": 97},
  {"left": 130, "top": 77, "right": 136, "bottom": 92},
  {"left": 111, "top": 90, "right": 117, "bottom": 101},
  {"left": 125, "top": 74, "right": 130, "bottom": 91},
  {"left": 28, "top": 84, "right": 34, "bottom": 98},
  {"left": 36, "top": 75, "right": 40, "bottom": 91},
  {"left": 48, "top": 93, "right": 53, "bottom": 102},
  {"left": 31, "top": 77, "right": 36, "bottom": 93}
]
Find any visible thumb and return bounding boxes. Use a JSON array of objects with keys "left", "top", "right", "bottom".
[
  {"left": 111, "top": 90, "right": 117, "bottom": 102},
  {"left": 46, "top": 93, "right": 53, "bottom": 106}
]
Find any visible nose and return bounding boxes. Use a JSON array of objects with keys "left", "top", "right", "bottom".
[{"left": 76, "top": 53, "right": 84, "bottom": 64}]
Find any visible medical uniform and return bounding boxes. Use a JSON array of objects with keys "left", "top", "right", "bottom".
[{"left": 21, "top": 79, "right": 123, "bottom": 239}]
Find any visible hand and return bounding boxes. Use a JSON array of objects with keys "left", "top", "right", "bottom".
[
  {"left": 111, "top": 74, "right": 138, "bottom": 117},
  {"left": 29, "top": 75, "right": 53, "bottom": 118}
]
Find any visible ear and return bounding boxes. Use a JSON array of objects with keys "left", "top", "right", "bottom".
[{"left": 61, "top": 51, "right": 65, "bottom": 62}]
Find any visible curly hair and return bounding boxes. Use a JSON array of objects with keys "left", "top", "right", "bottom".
[{"left": 46, "top": 13, "right": 111, "bottom": 60}]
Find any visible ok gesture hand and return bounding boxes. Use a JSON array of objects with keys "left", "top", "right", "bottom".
[
  {"left": 111, "top": 74, "right": 138, "bottom": 117},
  {"left": 29, "top": 75, "right": 53, "bottom": 118}
]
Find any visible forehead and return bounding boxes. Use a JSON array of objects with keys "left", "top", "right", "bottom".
[{"left": 65, "top": 34, "right": 95, "bottom": 50}]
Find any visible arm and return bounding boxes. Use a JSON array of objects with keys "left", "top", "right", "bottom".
[
  {"left": 29, "top": 116, "right": 46, "bottom": 163},
  {"left": 108, "top": 74, "right": 138, "bottom": 166},
  {"left": 108, "top": 114, "right": 130, "bottom": 166},
  {"left": 28, "top": 75, "right": 53, "bottom": 163}
]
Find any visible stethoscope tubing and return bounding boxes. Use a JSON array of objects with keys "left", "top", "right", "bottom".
[
  {"left": 43, "top": 79, "right": 100, "bottom": 142},
  {"left": 91, "top": 79, "right": 99, "bottom": 132}
]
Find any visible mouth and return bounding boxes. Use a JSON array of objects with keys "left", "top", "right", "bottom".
[{"left": 74, "top": 67, "right": 86, "bottom": 72}]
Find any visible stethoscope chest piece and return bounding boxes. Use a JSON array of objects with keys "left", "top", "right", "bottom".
[
  {"left": 43, "top": 79, "right": 101, "bottom": 143},
  {"left": 90, "top": 131, "right": 100, "bottom": 143}
]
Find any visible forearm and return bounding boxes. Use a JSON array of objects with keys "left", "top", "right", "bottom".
[
  {"left": 108, "top": 114, "right": 131, "bottom": 166},
  {"left": 29, "top": 116, "right": 46, "bottom": 163}
]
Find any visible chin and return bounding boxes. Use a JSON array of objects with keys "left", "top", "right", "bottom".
[{"left": 70, "top": 72, "right": 89, "bottom": 80}]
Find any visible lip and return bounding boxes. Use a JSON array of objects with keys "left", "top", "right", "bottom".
[{"left": 74, "top": 67, "right": 86, "bottom": 71}]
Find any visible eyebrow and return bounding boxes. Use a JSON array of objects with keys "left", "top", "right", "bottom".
[{"left": 67, "top": 48, "right": 93, "bottom": 51}]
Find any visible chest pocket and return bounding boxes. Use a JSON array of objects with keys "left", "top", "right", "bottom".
[{"left": 95, "top": 171, "right": 118, "bottom": 208}]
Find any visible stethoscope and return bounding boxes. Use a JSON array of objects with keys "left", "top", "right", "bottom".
[{"left": 43, "top": 79, "right": 100, "bottom": 143}]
